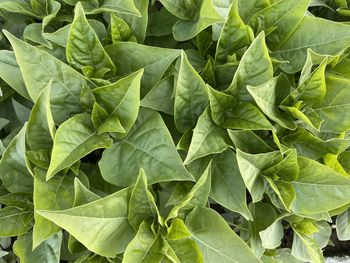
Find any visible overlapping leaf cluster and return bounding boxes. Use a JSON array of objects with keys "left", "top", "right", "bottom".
[{"left": 1, "top": 0, "right": 350, "bottom": 262}]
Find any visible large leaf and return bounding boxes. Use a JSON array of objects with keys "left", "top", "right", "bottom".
[
  {"left": 185, "top": 207, "right": 262, "bottom": 263},
  {"left": 3, "top": 31, "right": 94, "bottom": 124},
  {"left": 46, "top": 113, "right": 113, "bottom": 180},
  {"left": 99, "top": 108, "right": 194, "bottom": 186},
  {"left": 0, "top": 207, "right": 33, "bottom": 237},
  {"left": 37, "top": 188, "right": 135, "bottom": 258}
]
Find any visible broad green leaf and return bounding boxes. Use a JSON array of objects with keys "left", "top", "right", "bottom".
[
  {"left": 166, "top": 218, "right": 191, "bottom": 240},
  {"left": 226, "top": 32, "right": 273, "bottom": 102},
  {"left": 159, "top": 0, "right": 199, "bottom": 20},
  {"left": 0, "top": 124, "right": 33, "bottom": 193},
  {"left": 0, "top": 50, "right": 30, "bottom": 100},
  {"left": 105, "top": 42, "right": 180, "bottom": 96},
  {"left": 117, "top": 0, "right": 149, "bottom": 43},
  {"left": 238, "top": 0, "right": 270, "bottom": 23},
  {"left": 336, "top": 208, "right": 350, "bottom": 240},
  {"left": 172, "top": 0, "right": 222, "bottom": 41},
  {"left": 174, "top": 52, "right": 209, "bottom": 132},
  {"left": 32, "top": 168, "right": 76, "bottom": 249},
  {"left": 164, "top": 237, "right": 203, "bottom": 263},
  {"left": 47, "top": 113, "right": 113, "bottom": 180},
  {"left": 228, "top": 130, "right": 273, "bottom": 154},
  {"left": 248, "top": 0, "right": 310, "bottom": 50},
  {"left": 128, "top": 169, "right": 160, "bottom": 230},
  {"left": 167, "top": 163, "right": 211, "bottom": 221},
  {"left": 236, "top": 149, "right": 282, "bottom": 202},
  {"left": 92, "top": 69, "right": 143, "bottom": 135},
  {"left": 81, "top": 0, "right": 140, "bottom": 16},
  {"left": 99, "top": 108, "right": 194, "bottom": 186},
  {"left": 67, "top": 2, "right": 116, "bottom": 78},
  {"left": 215, "top": 1, "right": 252, "bottom": 63},
  {"left": 266, "top": 177, "right": 296, "bottom": 211},
  {"left": 272, "top": 16, "right": 350, "bottom": 73},
  {"left": 291, "top": 157, "right": 350, "bottom": 214},
  {"left": 13, "top": 231, "right": 62, "bottom": 263},
  {"left": 123, "top": 222, "right": 164, "bottom": 263},
  {"left": 264, "top": 149, "right": 299, "bottom": 181},
  {"left": 210, "top": 149, "right": 252, "bottom": 220},
  {"left": 185, "top": 207, "right": 262, "bottom": 263},
  {"left": 26, "top": 81, "right": 55, "bottom": 152},
  {"left": 0, "top": 1, "right": 40, "bottom": 18},
  {"left": 141, "top": 76, "right": 175, "bottom": 115},
  {"left": 37, "top": 188, "right": 135, "bottom": 258},
  {"left": 259, "top": 216, "right": 285, "bottom": 250},
  {"left": 247, "top": 75, "right": 296, "bottom": 130},
  {"left": 110, "top": 15, "right": 133, "bottom": 43},
  {"left": 0, "top": 207, "right": 32, "bottom": 237},
  {"left": 184, "top": 108, "right": 231, "bottom": 164},
  {"left": 147, "top": 8, "right": 178, "bottom": 37}
]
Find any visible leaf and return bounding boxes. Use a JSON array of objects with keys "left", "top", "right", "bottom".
[
  {"left": 37, "top": 188, "right": 135, "bottom": 258},
  {"left": 67, "top": 2, "right": 116, "bottom": 78},
  {"left": 92, "top": 69, "right": 143, "bottom": 135},
  {"left": 47, "top": 113, "right": 113, "bottom": 180},
  {"left": 226, "top": 32, "right": 273, "bottom": 102},
  {"left": 26, "top": 81, "right": 55, "bottom": 152},
  {"left": 128, "top": 169, "right": 160, "bottom": 230},
  {"left": 247, "top": 74, "right": 296, "bottom": 130},
  {"left": 174, "top": 52, "right": 209, "bottom": 133},
  {"left": 228, "top": 130, "right": 273, "bottom": 154},
  {"left": 0, "top": 207, "right": 33, "bottom": 237},
  {"left": 172, "top": 0, "right": 222, "bottom": 41},
  {"left": 110, "top": 14, "right": 133, "bottom": 43},
  {"left": 215, "top": 1, "right": 252, "bottom": 63},
  {"left": 99, "top": 108, "right": 194, "bottom": 187},
  {"left": 336, "top": 208, "right": 350, "bottom": 241},
  {"left": 185, "top": 207, "right": 262, "bottom": 263},
  {"left": 0, "top": 124, "right": 33, "bottom": 193},
  {"left": 272, "top": 16, "right": 350, "bottom": 73},
  {"left": 210, "top": 149, "right": 253, "bottom": 220},
  {"left": 167, "top": 163, "right": 211, "bottom": 221},
  {"left": 291, "top": 157, "right": 350, "bottom": 214},
  {"left": 122, "top": 222, "right": 164, "bottom": 263},
  {"left": 184, "top": 108, "right": 231, "bottom": 164},
  {"left": 3, "top": 30, "right": 94, "bottom": 124},
  {"left": 13, "top": 231, "right": 62, "bottom": 263},
  {"left": 105, "top": 42, "right": 180, "bottom": 96},
  {"left": 81, "top": 0, "right": 140, "bottom": 16}
]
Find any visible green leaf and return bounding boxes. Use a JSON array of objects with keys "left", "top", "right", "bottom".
[
  {"left": 215, "top": 1, "right": 252, "bottom": 63},
  {"left": 26, "top": 81, "right": 55, "bottom": 152},
  {"left": 167, "top": 163, "right": 211, "bottom": 221},
  {"left": 105, "top": 42, "right": 180, "bottom": 96},
  {"left": 185, "top": 207, "right": 262, "bottom": 263},
  {"left": 272, "top": 16, "right": 350, "bottom": 73},
  {"left": 47, "top": 113, "right": 113, "bottom": 180},
  {"left": 81, "top": 0, "right": 140, "bottom": 16},
  {"left": 163, "top": 237, "right": 203, "bottom": 263},
  {"left": 336, "top": 207, "right": 350, "bottom": 241},
  {"left": 37, "top": 188, "right": 135, "bottom": 258},
  {"left": 67, "top": 2, "right": 116, "bottom": 78},
  {"left": 92, "top": 69, "right": 143, "bottom": 135},
  {"left": 184, "top": 108, "right": 231, "bottom": 164},
  {"left": 226, "top": 32, "right": 273, "bottom": 102},
  {"left": 0, "top": 124, "right": 33, "bottom": 193},
  {"left": 174, "top": 52, "right": 209, "bottom": 133},
  {"left": 128, "top": 169, "right": 160, "bottom": 230},
  {"left": 99, "top": 108, "right": 194, "bottom": 187},
  {"left": 13, "top": 231, "right": 62, "bottom": 263},
  {"left": 110, "top": 14, "right": 133, "bottom": 43},
  {"left": 3, "top": 30, "right": 94, "bottom": 124},
  {"left": 123, "top": 221, "right": 164, "bottom": 263},
  {"left": 291, "top": 157, "right": 350, "bottom": 214},
  {"left": 247, "top": 74, "right": 296, "bottom": 130},
  {"left": 0, "top": 207, "right": 33, "bottom": 237},
  {"left": 228, "top": 130, "right": 273, "bottom": 154},
  {"left": 172, "top": 0, "right": 222, "bottom": 41}
]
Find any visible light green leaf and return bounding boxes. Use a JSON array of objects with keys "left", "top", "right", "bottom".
[
  {"left": 184, "top": 108, "right": 231, "bottom": 164},
  {"left": 47, "top": 113, "right": 113, "bottom": 180},
  {"left": 336, "top": 208, "right": 350, "bottom": 241},
  {"left": 226, "top": 32, "right": 273, "bottom": 102},
  {"left": 67, "top": 2, "right": 116, "bottom": 78},
  {"left": 105, "top": 42, "right": 180, "bottom": 96},
  {"left": 0, "top": 207, "right": 33, "bottom": 237},
  {"left": 185, "top": 207, "right": 262, "bottom": 263},
  {"left": 0, "top": 124, "right": 33, "bottom": 193},
  {"left": 228, "top": 130, "right": 273, "bottom": 154},
  {"left": 81, "top": 0, "right": 140, "bottom": 16},
  {"left": 37, "top": 188, "right": 135, "bottom": 258},
  {"left": 3, "top": 30, "right": 95, "bottom": 124},
  {"left": 99, "top": 108, "right": 194, "bottom": 187},
  {"left": 174, "top": 52, "right": 209, "bottom": 132},
  {"left": 14, "top": 231, "right": 62, "bottom": 263},
  {"left": 110, "top": 14, "right": 133, "bottom": 43},
  {"left": 92, "top": 69, "right": 143, "bottom": 135}
]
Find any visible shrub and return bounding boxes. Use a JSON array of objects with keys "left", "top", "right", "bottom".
[{"left": 0, "top": 0, "right": 350, "bottom": 262}]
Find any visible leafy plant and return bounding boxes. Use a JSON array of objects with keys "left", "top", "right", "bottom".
[{"left": 1, "top": 0, "right": 350, "bottom": 262}]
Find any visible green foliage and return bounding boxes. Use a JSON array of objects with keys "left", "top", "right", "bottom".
[{"left": 1, "top": 0, "right": 350, "bottom": 262}]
